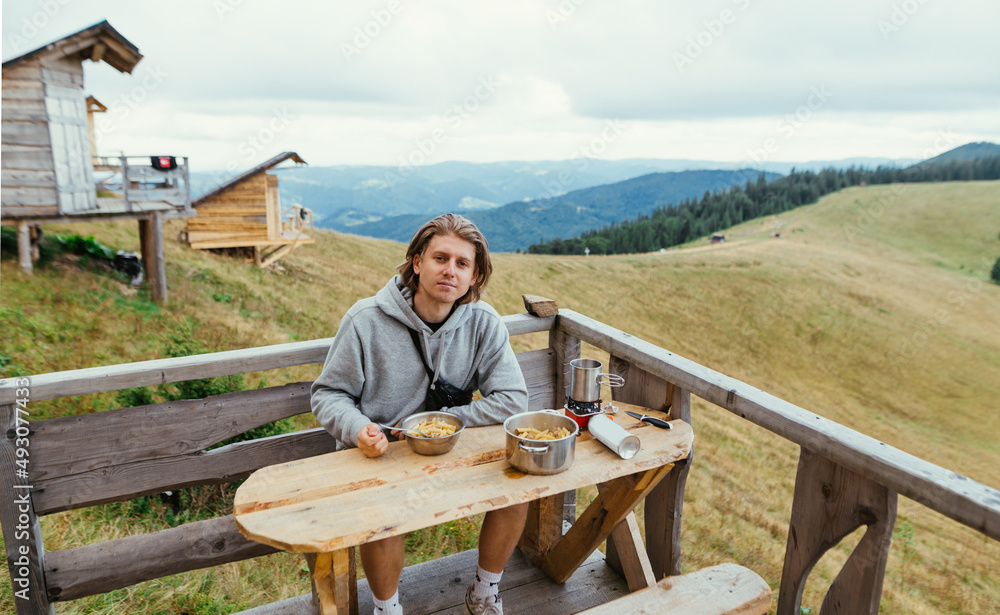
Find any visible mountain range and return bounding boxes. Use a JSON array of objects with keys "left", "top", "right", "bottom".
[
  {"left": 189, "top": 149, "right": 1000, "bottom": 252},
  {"left": 189, "top": 155, "right": 915, "bottom": 230},
  {"left": 345, "top": 168, "right": 782, "bottom": 252},
  {"left": 914, "top": 141, "right": 1000, "bottom": 166}
]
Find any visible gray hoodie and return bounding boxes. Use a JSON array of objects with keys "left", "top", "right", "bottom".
[{"left": 311, "top": 276, "right": 528, "bottom": 449}]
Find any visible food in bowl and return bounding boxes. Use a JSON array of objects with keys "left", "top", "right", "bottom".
[
  {"left": 399, "top": 411, "right": 464, "bottom": 455},
  {"left": 409, "top": 417, "right": 458, "bottom": 437}
]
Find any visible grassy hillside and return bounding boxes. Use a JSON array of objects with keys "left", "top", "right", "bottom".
[{"left": 1, "top": 180, "right": 999, "bottom": 613}]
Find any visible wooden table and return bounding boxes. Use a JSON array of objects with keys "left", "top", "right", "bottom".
[{"left": 235, "top": 403, "right": 693, "bottom": 615}]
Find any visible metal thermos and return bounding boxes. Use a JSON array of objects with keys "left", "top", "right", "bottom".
[{"left": 588, "top": 414, "right": 640, "bottom": 459}]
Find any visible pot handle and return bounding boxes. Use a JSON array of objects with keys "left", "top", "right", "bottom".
[
  {"left": 518, "top": 442, "right": 550, "bottom": 454},
  {"left": 597, "top": 373, "right": 625, "bottom": 388}
]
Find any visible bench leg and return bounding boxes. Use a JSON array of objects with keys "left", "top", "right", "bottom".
[
  {"left": 518, "top": 492, "right": 566, "bottom": 564},
  {"left": 539, "top": 463, "right": 675, "bottom": 584},
  {"left": 304, "top": 548, "right": 357, "bottom": 615},
  {"left": 605, "top": 510, "right": 656, "bottom": 591}
]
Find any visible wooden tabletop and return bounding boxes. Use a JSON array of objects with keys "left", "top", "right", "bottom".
[{"left": 234, "top": 403, "right": 693, "bottom": 554}]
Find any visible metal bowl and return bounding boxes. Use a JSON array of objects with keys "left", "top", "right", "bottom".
[{"left": 399, "top": 411, "right": 465, "bottom": 456}]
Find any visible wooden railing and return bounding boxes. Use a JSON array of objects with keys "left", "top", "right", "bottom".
[
  {"left": 0, "top": 313, "right": 555, "bottom": 614},
  {"left": 93, "top": 155, "right": 192, "bottom": 215},
  {"left": 1, "top": 309, "right": 998, "bottom": 615},
  {"left": 281, "top": 203, "right": 314, "bottom": 240},
  {"left": 556, "top": 309, "right": 1000, "bottom": 614}
]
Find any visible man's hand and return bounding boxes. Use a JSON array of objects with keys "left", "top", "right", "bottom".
[{"left": 357, "top": 423, "right": 388, "bottom": 457}]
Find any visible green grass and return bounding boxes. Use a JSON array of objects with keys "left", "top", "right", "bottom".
[{"left": 2, "top": 180, "right": 999, "bottom": 613}]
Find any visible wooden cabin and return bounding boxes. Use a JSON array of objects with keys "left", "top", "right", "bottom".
[
  {"left": 1, "top": 20, "right": 193, "bottom": 302},
  {"left": 187, "top": 152, "right": 314, "bottom": 267}
]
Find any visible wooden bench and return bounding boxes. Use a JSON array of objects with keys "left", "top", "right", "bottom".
[{"left": 578, "top": 563, "right": 772, "bottom": 615}]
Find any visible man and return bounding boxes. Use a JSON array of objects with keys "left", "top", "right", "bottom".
[{"left": 311, "top": 213, "right": 529, "bottom": 615}]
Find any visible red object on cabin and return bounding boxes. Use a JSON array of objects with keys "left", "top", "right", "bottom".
[{"left": 151, "top": 156, "right": 177, "bottom": 171}]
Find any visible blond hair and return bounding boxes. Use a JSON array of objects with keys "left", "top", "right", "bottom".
[{"left": 396, "top": 213, "right": 492, "bottom": 304}]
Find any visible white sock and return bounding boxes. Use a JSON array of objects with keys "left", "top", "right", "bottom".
[
  {"left": 472, "top": 565, "right": 503, "bottom": 601},
  {"left": 373, "top": 589, "right": 403, "bottom": 615}
]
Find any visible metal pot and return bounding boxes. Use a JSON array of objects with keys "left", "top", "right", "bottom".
[
  {"left": 569, "top": 359, "right": 624, "bottom": 402},
  {"left": 504, "top": 411, "right": 579, "bottom": 475}
]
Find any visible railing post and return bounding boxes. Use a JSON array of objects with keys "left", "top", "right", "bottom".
[
  {"left": 608, "top": 356, "right": 691, "bottom": 580},
  {"left": 550, "top": 320, "right": 581, "bottom": 525},
  {"left": 0, "top": 404, "right": 56, "bottom": 614},
  {"left": 777, "top": 447, "right": 897, "bottom": 615},
  {"left": 518, "top": 313, "right": 580, "bottom": 565}
]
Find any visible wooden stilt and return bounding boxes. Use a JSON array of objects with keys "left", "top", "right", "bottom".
[
  {"left": 777, "top": 447, "right": 897, "bottom": 615},
  {"left": 29, "top": 225, "right": 43, "bottom": 262},
  {"left": 138, "top": 218, "right": 151, "bottom": 273},
  {"left": 257, "top": 243, "right": 296, "bottom": 268},
  {"left": 17, "top": 221, "right": 33, "bottom": 275},
  {"left": 143, "top": 212, "right": 167, "bottom": 303}
]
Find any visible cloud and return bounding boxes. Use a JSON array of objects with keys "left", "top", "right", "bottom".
[{"left": 3, "top": 0, "right": 998, "bottom": 168}]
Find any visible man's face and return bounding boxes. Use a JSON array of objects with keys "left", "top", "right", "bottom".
[{"left": 413, "top": 233, "right": 477, "bottom": 309}]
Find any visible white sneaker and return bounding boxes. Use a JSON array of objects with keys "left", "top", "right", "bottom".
[{"left": 464, "top": 586, "right": 503, "bottom": 615}]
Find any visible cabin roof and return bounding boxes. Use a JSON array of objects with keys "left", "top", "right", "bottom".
[
  {"left": 193, "top": 152, "right": 308, "bottom": 206},
  {"left": 2, "top": 20, "right": 142, "bottom": 74}
]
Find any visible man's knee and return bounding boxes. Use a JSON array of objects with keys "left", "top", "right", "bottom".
[
  {"left": 508, "top": 502, "right": 529, "bottom": 518},
  {"left": 498, "top": 502, "right": 529, "bottom": 515},
  {"left": 486, "top": 502, "right": 529, "bottom": 527},
  {"left": 360, "top": 534, "right": 405, "bottom": 559}
]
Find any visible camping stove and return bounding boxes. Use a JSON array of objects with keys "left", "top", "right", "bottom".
[
  {"left": 564, "top": 397, "right": 604, "bottom": 430},
  {"left": 563, "top": 358, "right": 624, "bottom": 430}
]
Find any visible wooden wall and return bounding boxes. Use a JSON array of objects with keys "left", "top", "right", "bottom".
[
  {"left": 188, "top": 173, "right": 273, "bottom": 249},
  {"left": 2, "top": 59, "right": 58, "bottom": 217},
  {"left": 45, "top": 56, "right": 96, "bottom": 214},
  {"left": 266, "top": 173, "right": 279, "bottom": 241},
  {"left": 2, "top": 54, "right": 95, "bottom": 219}
]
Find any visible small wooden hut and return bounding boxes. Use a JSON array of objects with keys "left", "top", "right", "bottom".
[
  {"left": 187, "top": 152, "right": 314, "bottom": 267},
  {"left": 1, "top": 20, "right": 192, "bottom": 302}
]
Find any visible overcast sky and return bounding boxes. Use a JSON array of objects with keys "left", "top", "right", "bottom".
[{"left": 3, "top": 0, "right": 999, "bottom": 173}]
